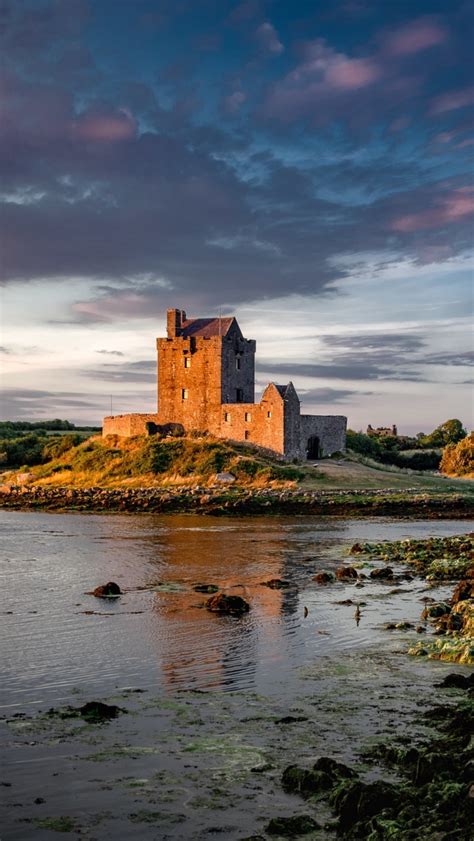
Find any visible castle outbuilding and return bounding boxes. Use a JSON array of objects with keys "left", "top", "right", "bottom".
[{"left": 103, "top": 308, "right": 347, "bottom": 460}]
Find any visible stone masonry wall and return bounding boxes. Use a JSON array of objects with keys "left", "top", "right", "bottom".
[
  {"left": 157, "top": 336, "right": 222, "bottom": 431},
  {"left": 220, "top": 327, "right": 256, "bottom": 404},
  {"left": 300, "top": 415, "right": 347, "bottom": 457},
  {"left": 103, "top": 413, "right": 159, "bottom": 437}
]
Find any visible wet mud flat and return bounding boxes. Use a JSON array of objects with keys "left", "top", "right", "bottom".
[
  {"left": 0, "top": 513, "right": 473, "bottom": 839},
  {"left": 1, "top": 652, "right": 472, "bottom": 840}
]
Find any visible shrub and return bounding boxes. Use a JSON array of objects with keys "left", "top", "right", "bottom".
[{"left": 440, "top": 433, "right": 474, "bottom": 477}]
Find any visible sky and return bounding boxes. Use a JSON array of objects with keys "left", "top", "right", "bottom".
[{"left": 1, "top": 0, "right": 473, "bottom": 434}]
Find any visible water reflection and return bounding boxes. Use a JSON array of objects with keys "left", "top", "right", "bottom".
[{"left": 0, "top": 512, "right": 471, "bottom": 706}]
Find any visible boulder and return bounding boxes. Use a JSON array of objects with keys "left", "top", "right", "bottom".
[
  {"left": 206, "top": 593, "right": 250, "bottom": 615},
  {"left": 330, "top": 780, "right": 399, "bottom": 834},
  {"left": 451, "top": 578, "right": 474, "bottom": 604},
  {"left": 214, "top": 472, "right": 236, "bottom": 483},
  {"left": 266, "top": 815, "right": 320, "bottom": 836},
  {"left": 313, "top": 571, "right": 335, "bottom": 584},
  {"left": 370, "top": 567, "right": 394, "bottom": 580},
  {"left": 194, "top": 583, "right": 219, "bottom": 593},
  {"left": 260, "top": 579, "right": 291, "bottom": 589},
  {"left": 92, "top": 582, "right": 122, "bottom": 598},
  {"left": 335, "top": 566, "right": 358, "bottom": 580}
]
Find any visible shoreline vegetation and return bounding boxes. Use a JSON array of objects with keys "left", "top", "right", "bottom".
[
  {"left": 0, "top": 432, "right": 472, "bottom": 517},
  {"left": 0, "top": 483, "right": 472, "bottom": 517}
]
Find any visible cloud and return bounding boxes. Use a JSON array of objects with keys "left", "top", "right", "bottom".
[
  {"left": 263, "top": 39, "right": 381, "bottom": 120},
  {"left": 0, "top": 346, "right": 12, "bottom": 354},
  {"left": 96, "top": 349, "right": 125, "bottom": 356},
  {"left": 81, "top": 360, "right": 156, "bottom": 383},
  {"left": 382, "top": 17, "right": 448, "bottom": 56},
  {"left": 71, "top": 107, "right": 137, "bottom": 142},
  {"left": 0, "top": 388, "right": 100, "bottom": 420},
  {"left": 223, "top": 90, "right": 247, "bottom": 113},
  {"left": 257, "top": 361, "right": 424, "bottom": 382},
  {"left": 429, "top": 86, "right": 474, "bottom": 115},
  {"left": 256, "top": 22, "right": 284, "bottom": 55},
  {"left": 297, "top": 387, "right": 373, "bottom": 404},
  {"left": 391, "top": 188, "right": 474, "bottom": 232}
]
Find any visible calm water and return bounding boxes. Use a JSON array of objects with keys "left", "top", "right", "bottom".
[{"left": 1, "top": 510, "right": 471, "bottom": 710}]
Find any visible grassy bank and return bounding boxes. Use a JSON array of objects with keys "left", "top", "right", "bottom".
[{"left": 1, "top": 433, "right": 473, "bottom": 495}]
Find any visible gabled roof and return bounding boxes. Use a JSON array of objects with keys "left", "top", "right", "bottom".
[
  {"left": 274, "top": 384, "right": 290, "bottom": 398},
  {"left": 180, "top": 317, "right": 236, "bottom": 338},
  {"left": 263, "top": 382, "right": 300, "bottom": 402}
]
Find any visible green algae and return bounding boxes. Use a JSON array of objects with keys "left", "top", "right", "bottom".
[
  {"left": 86, "top": 745, "right": 160, "bottom": 762},
  {"left": 409, "top": 636, "right": 474, "bottom": 664},
  {"left": 34, "top": 816, "right": 77, "bottom": 832},
  {"left": 350, "top": 534, "right": 473, "bottom": 579}
]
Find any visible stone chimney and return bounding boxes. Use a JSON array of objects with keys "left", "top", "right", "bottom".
[{"left": 167, "top": 308, "right": 186, "bottom": 338}]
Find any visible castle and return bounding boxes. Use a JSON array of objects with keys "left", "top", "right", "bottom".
[{"left": 103, "top": 308, "right": 347, "bottom": 460}]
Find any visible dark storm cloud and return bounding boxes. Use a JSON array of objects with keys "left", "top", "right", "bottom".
[
  {"left": 297, "top": 387, "right": 373, "bottom": 403},
  {"left": 1, "top": 0, "right": 473, "bottom": 318},
  {"left": 257, "top": 361, "right": 424, "bottom": 382},
  {"left": 81, "top": 360, "right": 156, "bottom": 383},
  {"left": 323, "top": 333, "right": 426, "bottom": 352},
  {"left": 0, "top": 388, "right": 99, "bottom": 420}
]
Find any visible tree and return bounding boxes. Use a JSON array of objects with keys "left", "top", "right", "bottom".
[
  {"left": 421, "top": 419, "right": 466, "bottom": 448},
  {"left": 440, "top": 433, "right": 474, "bottom": 477}
]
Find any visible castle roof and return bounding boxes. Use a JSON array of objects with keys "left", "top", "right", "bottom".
[{"left": 180, "top": 316, "right": 236, "bottom": 338}]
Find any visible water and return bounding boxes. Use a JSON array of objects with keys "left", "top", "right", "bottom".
[
  {"left": 1, "top": 511, "right": 470, "bottom": 709},
  {"left": 1, "top": 511, "right": 471, "bottom": 840}
]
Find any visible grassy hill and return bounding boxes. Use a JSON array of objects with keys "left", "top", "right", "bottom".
[{"left": 3, "top": 433, "right": 473, "bottom": 495}]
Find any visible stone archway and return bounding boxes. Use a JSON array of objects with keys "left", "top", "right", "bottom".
[{"left": 307, "top": 435, "right": 320, "bottom": 459}]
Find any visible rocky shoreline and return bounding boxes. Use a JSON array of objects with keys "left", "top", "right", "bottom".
[{"left": 0, "top": 484, "right": 472, "bottom": 517}]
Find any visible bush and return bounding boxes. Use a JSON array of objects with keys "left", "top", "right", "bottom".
[
  {"left": 440, "top": 434, "right": 474, "bottom": 477},
  {"left": 0, "top": 434, "right": 49, "bottom": 466}
]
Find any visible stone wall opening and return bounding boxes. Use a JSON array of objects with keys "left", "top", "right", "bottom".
[{"left": 307, "top": 435, "right": 320, "bottom": 459}]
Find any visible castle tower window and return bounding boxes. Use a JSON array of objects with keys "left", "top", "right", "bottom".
[
  {"left": 236, "top": 388, "right": 243, "bottom": 402},
  {"left": 224, "top": 412, "right": 231, "bottom": 423},
  {"left": 245, "top": 412, "right": 251, "bottom": 422},
  {"left": 181, "top": 388, "right": 189, "bottom": 400},
  {"left": 184, "top": 357, "right": 191, "bottom": 368},
  {"left": 235, "top": 357, "right": 241, "bottom": 370},
  {"left": 244, "top": 431, "right": 250, "bottom": 440},
  {"left": 266, "top": 410, "right": 272, "bottom": 419}
]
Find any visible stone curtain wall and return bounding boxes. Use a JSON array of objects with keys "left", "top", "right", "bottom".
[
  {"left": 300, "top": 415, "right": 347, "bottom": 457},
  {"left": 103, "top": 413, "right": 159, "bottom": 437}
]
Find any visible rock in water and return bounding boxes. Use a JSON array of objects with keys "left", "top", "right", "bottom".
[
  {"left": 335, "top": 566, "right": 358, "bottom": 580},
  {"left": 92, "top": 582, "right": 122, "bottom": 598},
  {"left": 313, "top": 571, "right": 335, "bottom": 584},
  {"left": 206, "top": 593, "right": 250, "bottom": 615},
  {"left": 369, "top": 567, "right": 394, "bottom": 580},
  {"left": 194, "top": 583, "right": 219, "bottom": 593},
  {"left": 266, "top": 815, "right": 320, "bottom": 836}
]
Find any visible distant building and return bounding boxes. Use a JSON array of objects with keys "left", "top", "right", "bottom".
[
  {"left": 103, "top": 308, "right": 347, "bottom": 459},
  {"left": 367, "top": 424, "right": 398, "bottom": 438}
]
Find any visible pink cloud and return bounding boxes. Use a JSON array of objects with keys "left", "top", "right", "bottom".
[
  {"left": 263, "top": 39, "right": 381, "bottom": 119},
  {"left": 429, "top": 86, "right": 474, "bottom": 115},
  {"left": 389, "top": 116, "right": 411, "bottom": 132},
  {"left": 391, "top": 188, "right": 474, "bottom": 232},
  {"left": 256, "top": 22, "right": 284, "bottom": 55},
  {"left": 325, "top": 58, "right": 379, "bottom": 90},
  {"left": 383, "top": 17, "right": 448, "bottom": 56},
  {"left": 72, "top": 108, "right": 137, "bottom": 142},
  {"left": 223, "top": 90, "right": 247, "bottom": 113}
]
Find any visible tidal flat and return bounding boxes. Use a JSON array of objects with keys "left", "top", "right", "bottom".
[{"left": 0, "top": 512, "right": 472, "bottom": 839}]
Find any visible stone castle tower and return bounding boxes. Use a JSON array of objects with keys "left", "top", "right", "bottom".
[{"left": 103, "top": 308, "right": 347, "bottom": 459}]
